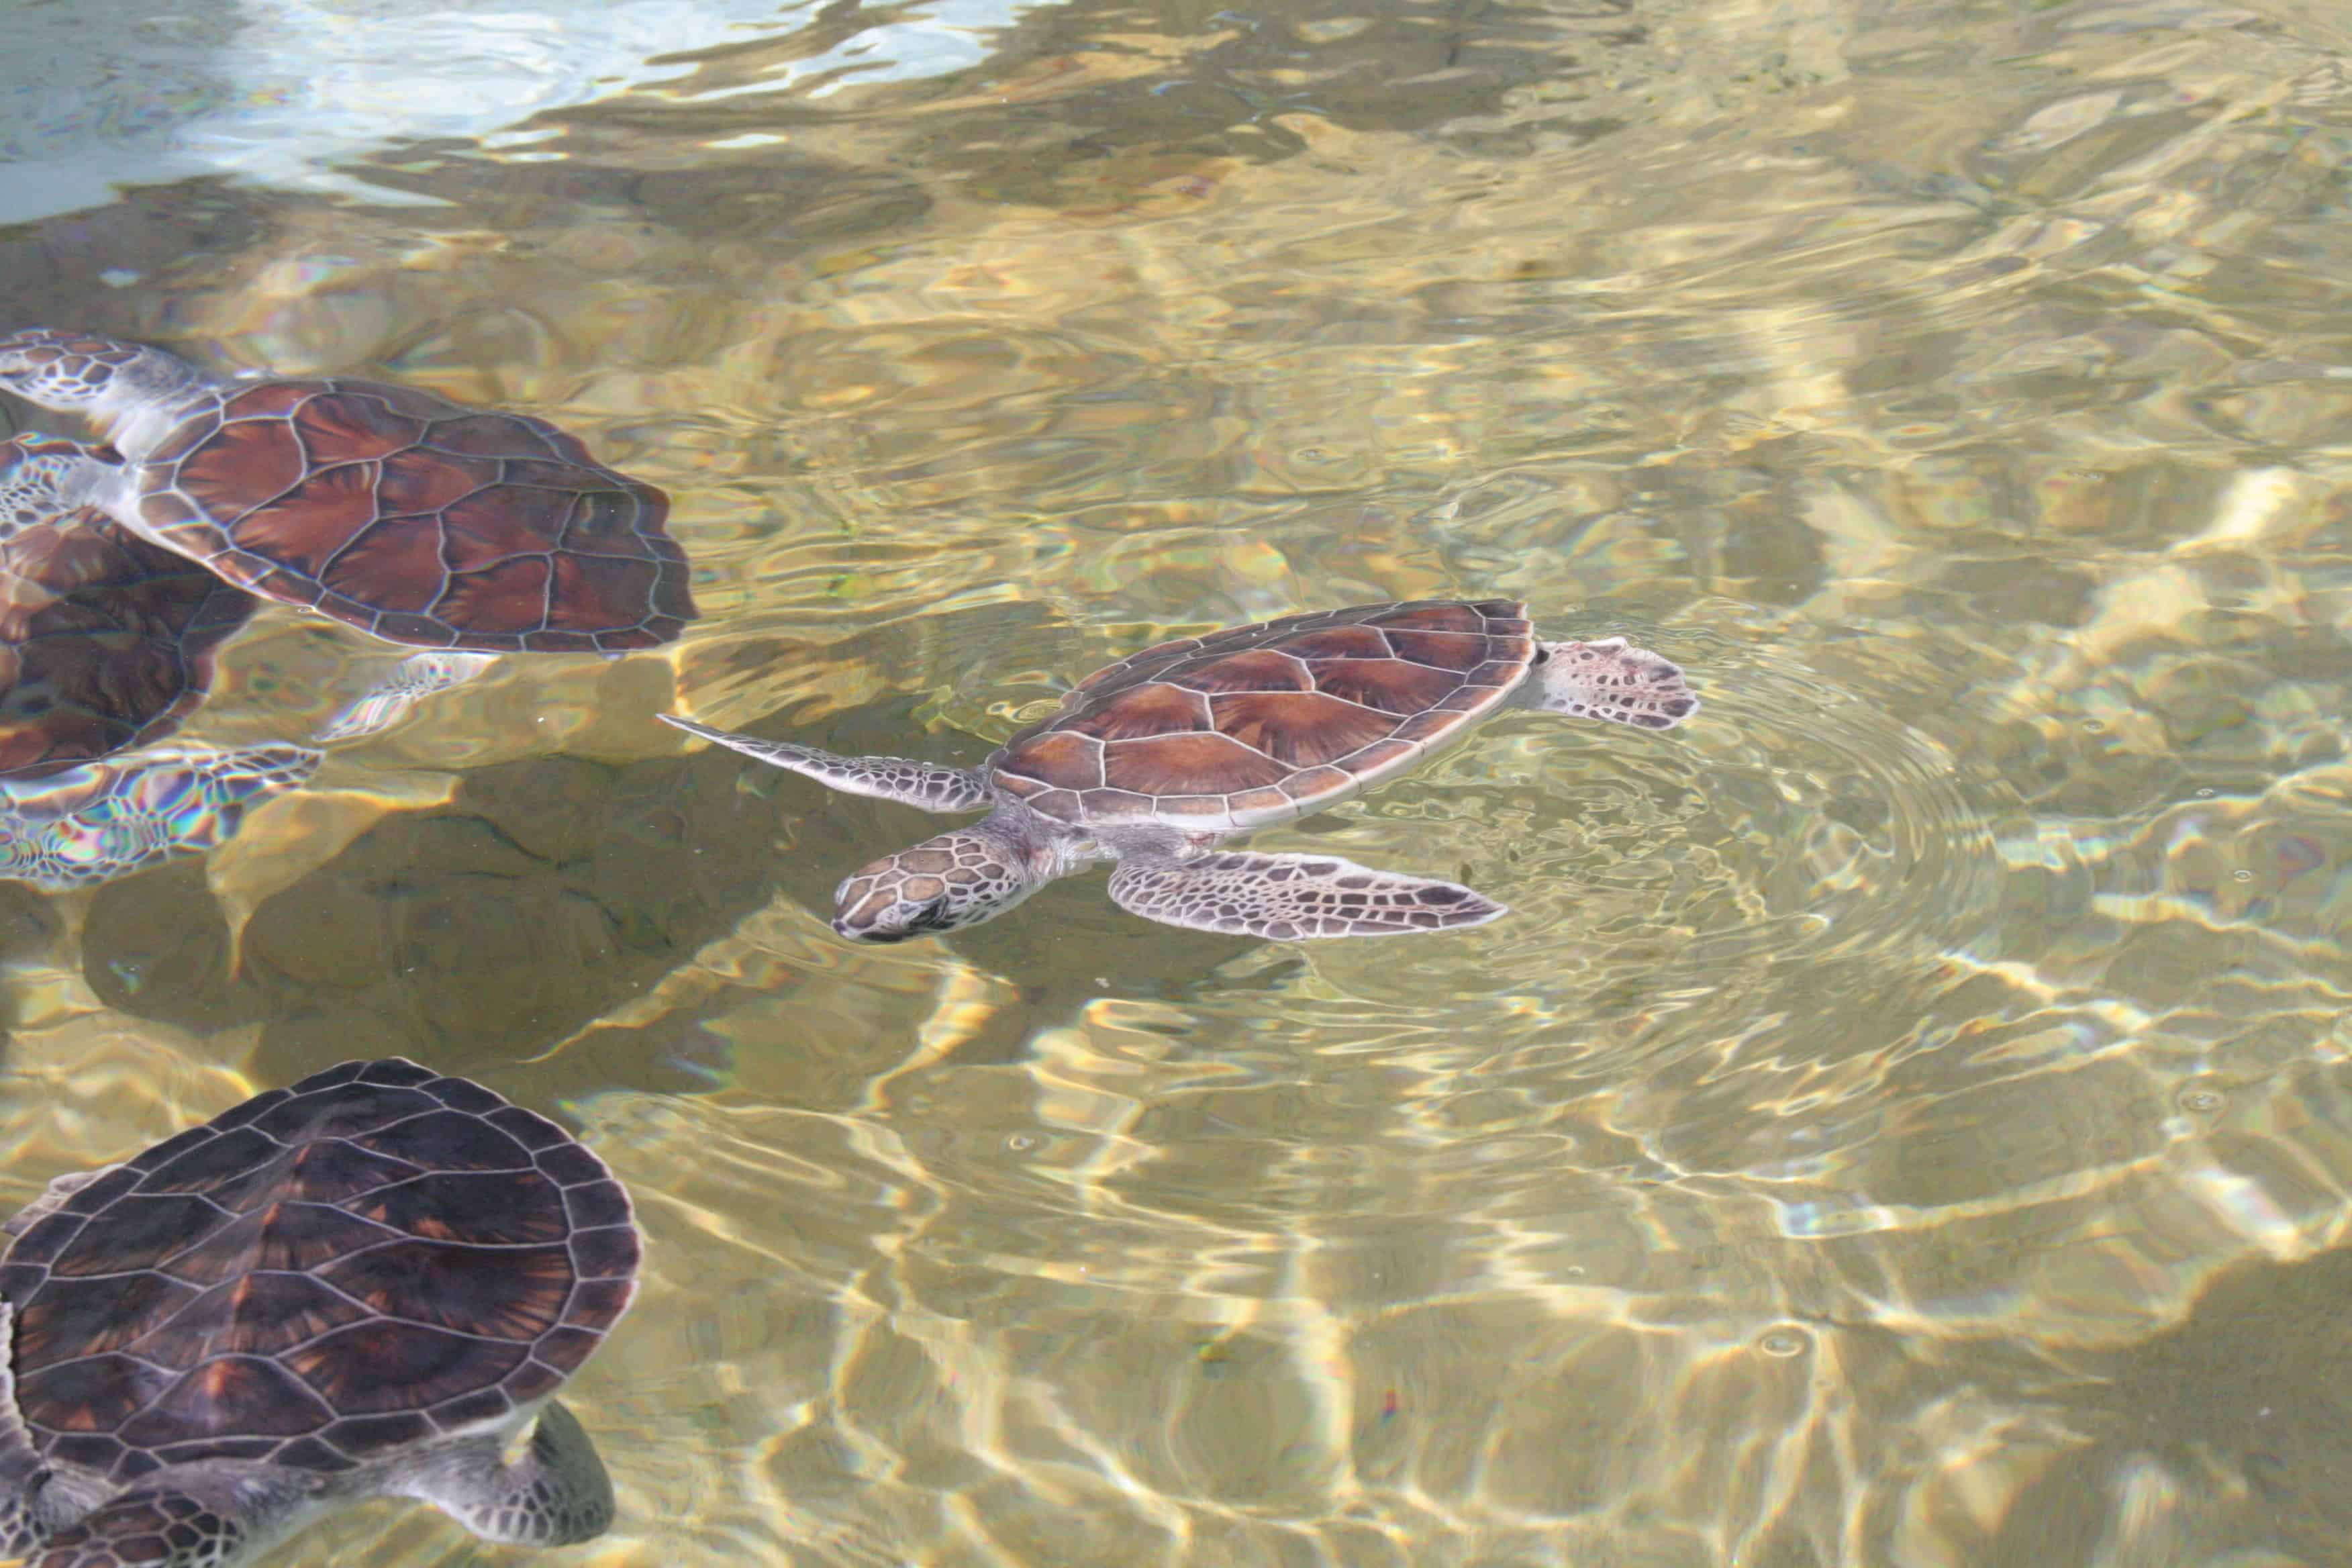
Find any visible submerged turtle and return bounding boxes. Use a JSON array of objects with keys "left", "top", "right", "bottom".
[
  {"left": 0, "top": 436, "right": 255, "bottom": 779},
  {"left": 0, "top": 1057, "right": 640, "bottom": 1568},
  {"left": 0, "top": 743, "right": 321, "bottom": 893},
  {"left": 0, "top": 328, "right": 695, "bottom": 653},
  {"left": 662, "top": 598, "right": 1699, "bottom": 942},
  {"left": 0, "top": 646, "right": 501, "bottom": 895},
  {"left": 0, "top": 435, "right": 509, "bottom": 895}
]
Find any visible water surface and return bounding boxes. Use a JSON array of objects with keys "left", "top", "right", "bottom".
[{"left": 9, "top": 0, "right": 2352, "bottom": 1563}]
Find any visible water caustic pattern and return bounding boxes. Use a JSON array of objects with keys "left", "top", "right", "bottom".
[{"left": 12, "top": 0, "right": 2352, "bottom": 1563}]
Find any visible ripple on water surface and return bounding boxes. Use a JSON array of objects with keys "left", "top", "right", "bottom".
[{"left": 12, "top": 0, "right": 2352, "bottom": 1563}]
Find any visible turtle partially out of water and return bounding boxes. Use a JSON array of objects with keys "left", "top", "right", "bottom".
[
  {"left": 0, "top": 1057, "right": 640, "bottom": 1568},
  {"left": 0, "top": 436, "right": 255, "bottom": 779},
  {"left": 0, "top": 329, "right": 695, "bottom": 653},
  {"left": 663, "top": 598, "right": 1699, "bottom": 942}
]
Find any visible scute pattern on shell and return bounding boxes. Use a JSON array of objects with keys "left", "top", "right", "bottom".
[
  {"left": 136, "top": 380, "right": 695, "bottom": 652},
  {"left": 0, "top": 1059, "right": 638, "bottom": 1482},
  {"left": 0, "top": 447, "right": 255, "bottom": 779},
  {"left": 992, "top": 599, "right": 1534, "bottom": 830}
]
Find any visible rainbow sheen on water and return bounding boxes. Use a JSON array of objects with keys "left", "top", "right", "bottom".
[{"left": 0, "top": 744, "right": 318, "bottom": 891}]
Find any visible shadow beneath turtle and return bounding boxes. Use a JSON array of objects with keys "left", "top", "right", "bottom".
[{"left": 80, "top": 746, "right": 788, "bottom": 1089}]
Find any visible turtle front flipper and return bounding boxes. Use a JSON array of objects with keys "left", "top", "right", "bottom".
[
  {"left": 1522, "top": 638, "right": 1700, "bottom": 730},
  {"left": 403, "top": 1399, "right": 615, "bottom": 1547},
  {"left": 0, "top": 435, "right": 124, "bottom": 532},
  {"left": 23, "top": 1487, "right": 249, "bottom": 1568},
  {"left": 1107, "top": 849, "right": 1506, "bottom": 940},
  {"left": 0, "top": 333, "right": 207, "bottom": 451},
  {"left": 311, "top": 652, "right": 500, "bottom": 744},
  {"left": 660, "top": 714, "right": 992, "bottom": 814}
]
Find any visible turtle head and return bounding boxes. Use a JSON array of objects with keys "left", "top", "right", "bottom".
[
  {"left": 831, "top": 825, "right": 1050, "bottom": 943},
  {"left": 0, "top": 433, "right": 118, "bottom": 528},
  {"left": 0, "top": 329, "right": 203, "bottom": 442}
]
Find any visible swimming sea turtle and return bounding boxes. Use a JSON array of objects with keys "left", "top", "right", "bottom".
[
  {"left": 0, "top": 436, "right": 255, "bottom": 779},
  {"left": 661, "top": 598, "right": 1699, "bottom": 942},
  {"left": 0, "top": 1057, "right": 640, "bottom": 1568},
  {"left": 0, "top": 329, "right": 695, "bottom": 653}
]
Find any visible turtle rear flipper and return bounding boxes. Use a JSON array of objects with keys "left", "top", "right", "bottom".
[
  {"left": 1108, "top": 849, "right": 1506, "bottom": 939},
  {"left": 24, "top": 1485, "right": 250, "bottom": 1568},
  {"left": 400, "top": 1399, "right": 614, "bottom": 1547},
  {"left": 661, "top": 714, "right": 993, "bottom": 813}
]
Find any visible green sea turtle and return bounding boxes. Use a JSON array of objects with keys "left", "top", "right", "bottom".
[
  {"left": 0, "top": 436, "right": 255, "bottom": 779},
  {"left": 662, "top": 598, "right": 1699, "bottom": 942},
  {"left": 0, "top": 328, "right": 695, "bottom": 653},
  {"left": 0, "top": 430, "right": 516, "bottom": 895},
  {"left": 0, "top": 1057, "right": 640, "bottom": 1567}
]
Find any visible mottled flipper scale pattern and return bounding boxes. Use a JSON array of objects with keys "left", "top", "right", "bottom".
[
  {"left": 411, "top": 1400, "right": 614, "bottom": 1547},
  {"left": 313, "top": 652, "right": 499, "bottom": 743},
  {"left": 1107, "top": 849, "right": 1505, "bottom": 940},
  {"left": 660, "top": 714, "right": 993, "bottom": 814},
  {"left": 28, "top": 1487, "right": 244, "bottom": 1568},
  {"left": 1527, "top": 638, "right": 1700, "bottom": 730}
]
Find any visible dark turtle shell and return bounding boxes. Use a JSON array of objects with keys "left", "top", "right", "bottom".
[
  {"left": 0, "top": 1058, "right": 638, "bottom": 1483},
  {"left": 0, "top": 438, "right": 255, "bottom": 780},
  {"left": 130, "top": 378, "right": 695, "bottom": 653},
  {"left": 991, "top": 599, "right": 1536, "bottom": 832}
]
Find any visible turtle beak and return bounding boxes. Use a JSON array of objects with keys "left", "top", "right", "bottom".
[
  {"left": 831, "top": 895, "right": 955, "bottom": 944},
  {"left": 831, "top": 862, "right": 954, "bottom": 943}
]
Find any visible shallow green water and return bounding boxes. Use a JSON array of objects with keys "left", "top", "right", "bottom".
[{"left": 9, "top": 0, "right": 2352, "bottom": 1563}]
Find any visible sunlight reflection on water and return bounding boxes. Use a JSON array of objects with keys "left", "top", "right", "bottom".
[{"left": 8, "top": 0, "right": 2352, "bottom": 1563}]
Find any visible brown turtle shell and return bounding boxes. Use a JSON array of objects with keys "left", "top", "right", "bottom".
[
  {"left": 0, "top": 438, "right": 255, "bottom": 780},
  {"left": 991, "top": 599, "right": 1535, "bottom": 832},
  {"left": 132, "top": 378, "right": 695, "bottom": 653},
  {"left": 0, "top": 1058, "right": 638, "bottom": 1483}
]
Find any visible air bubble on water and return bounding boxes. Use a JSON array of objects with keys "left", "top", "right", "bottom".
[{"left": 1757, "top": 1328, "right": 1808, "bottom": 1357}]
